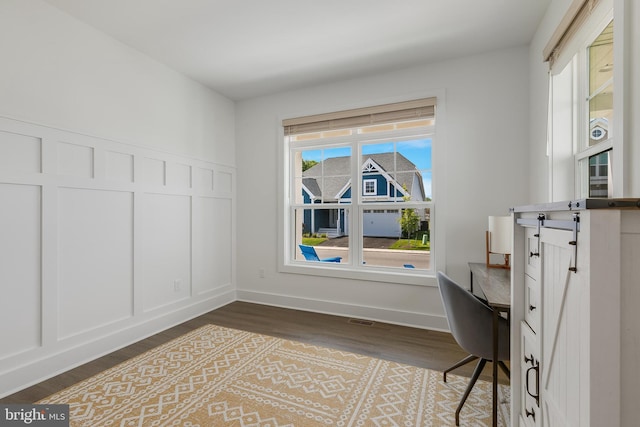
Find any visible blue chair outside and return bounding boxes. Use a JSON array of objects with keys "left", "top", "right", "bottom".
[{"left": 299, "top": 244, "right": 341, "bottom": 263}]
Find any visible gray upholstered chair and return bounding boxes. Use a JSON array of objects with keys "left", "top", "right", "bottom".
[{"left": 436, "top": 271, "right": 510, "bottom": 426}]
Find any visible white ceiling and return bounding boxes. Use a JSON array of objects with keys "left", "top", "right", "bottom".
[{"left": 44, "top": 0, "right": 550, "bottom": 101}]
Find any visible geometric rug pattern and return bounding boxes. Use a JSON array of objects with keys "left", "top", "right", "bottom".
[{"left": 38, "top": 325, "right": 509, "bottom": 426}]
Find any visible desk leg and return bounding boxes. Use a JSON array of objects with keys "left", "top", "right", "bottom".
[
  {"left": 492, "top": 309, "right": 499, "bottom": 427},
  {"left": 470, "top": 270, "right": 474, "bottom": 294}
]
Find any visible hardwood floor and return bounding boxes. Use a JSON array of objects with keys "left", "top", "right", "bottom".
[{"left": 1, "top": 301, "right": 507, "bottom": 403}]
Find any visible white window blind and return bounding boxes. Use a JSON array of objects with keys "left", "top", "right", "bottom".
[
  {"left": 283, "top": 98, "right": 436, "bottom": 136},
  {"left": 543, "top": 0, "right": 603, "bottom": 69}
]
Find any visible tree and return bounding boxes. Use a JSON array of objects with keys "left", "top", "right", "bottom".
[
  {"left": 399, "top": 207, "right": 420, "bottom": 241},
  {"left": 302, "top": 159, "right": 318, "bottom": 171},
  {"left": 398, "top": 186, "right": 420, "bottom": 241}
]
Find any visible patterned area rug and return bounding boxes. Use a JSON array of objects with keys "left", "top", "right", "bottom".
[{"left": 39, "top": 325, "right": 509, "bottom": 426}]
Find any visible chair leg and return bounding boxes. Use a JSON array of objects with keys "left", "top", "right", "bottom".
[
  {"left": 498, "top": 360, "right": 510, "bottom": 380},
  {"left": 443, "top": 354, "right": 479, "bottom": 382},
  {"left": 455, "top": 358, "right": 487, "bottom": 426}
]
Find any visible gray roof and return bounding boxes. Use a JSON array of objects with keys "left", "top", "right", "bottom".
[{"left": 302, "top": 153, "right": 424, "bottom": 202}]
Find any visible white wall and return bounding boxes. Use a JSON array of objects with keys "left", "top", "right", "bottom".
[
  {"left": 0, "top": 0, "right": 235, "bottom": 164},
  {"left": 235, "top": 47, "right": 531, "bottom": 330},
  {"left": 0, "top": 0, "right": 236, "bottom": 398},
  {"left": 528, "top": 0, "right": 565, "bottom": 204}
]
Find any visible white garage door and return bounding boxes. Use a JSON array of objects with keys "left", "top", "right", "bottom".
[{"left": 363, "top": 210, "right": 401, "bottom": 237}]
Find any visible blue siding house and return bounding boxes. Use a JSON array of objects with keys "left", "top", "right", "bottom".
[{"left": 302, "top": 153, "right": 426, "bottom": 238}]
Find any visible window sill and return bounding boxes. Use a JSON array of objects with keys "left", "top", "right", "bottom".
[{"left": 279, "top": 262, "right": 437, "bottom": 287}]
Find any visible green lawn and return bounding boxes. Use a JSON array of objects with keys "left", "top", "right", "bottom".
[
  {"left": 301, "top": 237, "right": 328, "bottom": 246},
  {"left": 301, "top": 237, "right": 429, "bottom": 251},
  {"left": 389, "top": 239, "right": 430, "bottom": 251}
]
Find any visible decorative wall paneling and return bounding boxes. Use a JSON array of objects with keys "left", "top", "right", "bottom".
[{"left": 0, "top": 116, "right": 236, "bottom": 398}]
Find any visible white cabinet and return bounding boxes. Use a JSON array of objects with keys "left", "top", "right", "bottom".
[
  {"left": 511, "top": 200, "right": 640, "bottom": 427},
  {"left": 520, "top": 321, "right": 540, "bottom": 426}
]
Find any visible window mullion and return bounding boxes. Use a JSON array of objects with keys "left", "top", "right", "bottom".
[
  {"left": 587, "top": 77, "right": 613, "bottom": 101},
  {"left": 351, "top": 142, "right": 362, "bottom": 265},
  {"left": 575, "top": 139, "right": 613, "bottom": 161}
]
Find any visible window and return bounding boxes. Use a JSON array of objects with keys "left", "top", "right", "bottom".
[
  {"left": 546, "top": 0, "right": 614, "bottom": 199},
  {"left": 283, "top": 98, "right": 435, "bottom": 274},
  {"left": 587, "top": 149, "right": 611, "bottom": 197},
  {"left": 363, "top": 179, "right": 377, "bottom": 195},
  {"left": 579, "top": 20, "right": 613, "bottom": 197}
]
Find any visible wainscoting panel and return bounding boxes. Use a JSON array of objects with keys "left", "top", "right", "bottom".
[
  {"left": 57, "top": 187, "right": 134, "bottom": 339},
  {"left": 212, "top": 198, "right": 233, "bottom": 288},
  {"left": 105, "top": 151, "right": 134, "bottom": 183},
  {"left": 0, "top": 115, "right": 236, "bottom": 398},
  {"left": 197, "top": 167, "right": 214, "bottom": 192},
  {"left": 0, "top": 130, "right": 41, "bottom": 173},
  {"left": 215, "top": 170, "right": 233, "bottom": 194},
  {"left": 0, "top": 183, "right": 42, "bottom": 360},
  {"left": 57, "top": 141, "right": 94, "bottom": 178},
  {"left": 141, "top": 193, "right": 192, "bottom": 312},
  {"left": 168, "top": 162, "right": 192, "bottom": 189},
  {"left": 141, "top": 157, "right": 166, "bottom": 186},
  {"left": 192, "top": 197, "right": 232, "bottom": 295}
]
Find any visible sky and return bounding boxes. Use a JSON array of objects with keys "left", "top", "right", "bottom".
[{"left": 302, "top": 138, "right": 433, "bottom": 198}]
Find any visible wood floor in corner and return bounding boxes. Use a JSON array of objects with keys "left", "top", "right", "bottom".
[{"left": 1, "top": 301, "right": 508, "bottom": 403}]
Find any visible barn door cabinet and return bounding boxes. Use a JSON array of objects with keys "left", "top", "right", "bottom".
[{"left": 510, "top": 199, "right": 640, "bottom": 427}]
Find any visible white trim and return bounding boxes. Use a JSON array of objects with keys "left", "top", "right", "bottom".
[
  {"left": 0, "top": 290, "right": 235, "bottom": 398},
  {"left": 301, "top": 182, "right": 315, "bottom": 201},
  {"left": 363, "top": 178, "right": 377, "bottom": 195},
  {"left": 611, "top": 0, "right": 625, "bottom": 197},
  {"left": 0, "top": 114, "right": 232, "bottom": 169},
  {"left": 277, "top": 89, "right": 447, "bottom": 284},
  {"left": 548, "top": 6, "right": 619, "bottom": 199},
  {"left": 335, "top": 179, "right": 352, "bottom": 200}
]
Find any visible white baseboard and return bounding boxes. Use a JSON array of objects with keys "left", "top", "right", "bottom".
[
  {"left": 1, "top": 289, "right": 450, "bottom": 399},
  {"left": 236, "top": 290, "right": 449, "bottom": 332},
  {"left": 0, "top": 290, "right": 235, "bottom": 399}
]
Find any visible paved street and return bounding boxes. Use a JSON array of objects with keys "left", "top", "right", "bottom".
[{"left": 314, "top": 246, "right": 431, "bottom": 269}]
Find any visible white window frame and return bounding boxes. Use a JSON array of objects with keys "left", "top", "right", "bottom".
[
  {"left": 363, "top": 179, "right": 377, "bottom": 196},
  {"left": 574, "top": 14, "right": 615, "bottom": 198},
  {"left": 277, "top": 94, "right": 446, "bottom": 287},
  {"left": 548, "top": 2, "right": 623, "bottom": 200}
]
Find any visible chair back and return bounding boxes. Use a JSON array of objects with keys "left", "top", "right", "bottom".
[
  {"left": 299, "top": 245, "right": 320, "bottom": 261},
  {"left": 436, "top": 271, "right": 509, "bottom": 361}
]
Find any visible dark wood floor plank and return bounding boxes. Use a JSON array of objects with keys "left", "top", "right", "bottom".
[{"left": 1, "top": 301, "right": 506, "bottom": 404}]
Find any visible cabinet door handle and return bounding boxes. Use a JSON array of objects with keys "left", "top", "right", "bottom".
[
  {"left": 529, "top": 304, "right": 537, "bottom": 311},
  {"left": 530, "top": 251, "right": 540, "bottom": 258},
  {"left": 526, "top": 408, "right": 536, "bottom": 421},
  {"left": 524, "top": 354, "right": 535, "bottom": 365},
  {"left": 526, "top": 364, "right": 540, "bottom": 407}
]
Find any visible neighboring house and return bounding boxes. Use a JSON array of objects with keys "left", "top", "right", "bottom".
[
  {"left": 589, "top": 118, "right": 611, "bottom": 197},
  {"left": 302, "top": 153, "right": 426, "bottom": 238},
  {"left": 589, "top": 117, "right": 608, "bottom": 144}
]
